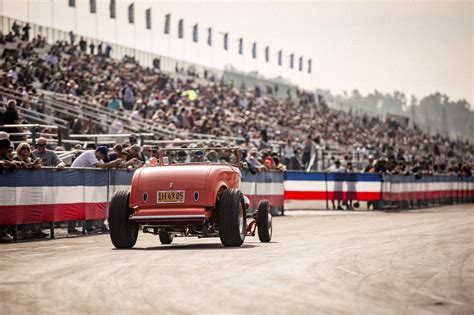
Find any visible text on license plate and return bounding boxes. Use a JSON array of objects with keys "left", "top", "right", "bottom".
[{"left": 157, "top": 190, "right": 185, "bottom": 203}]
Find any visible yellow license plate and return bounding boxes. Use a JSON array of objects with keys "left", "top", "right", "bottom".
[{"left": 157, "top": 190, "right": 185, "bottom": 203}]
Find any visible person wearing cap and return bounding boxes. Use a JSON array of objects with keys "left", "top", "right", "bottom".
[
  {"left": 0, "top": 137, "right": 19, "bottom": 169},
  {"left": 71, "top": 146, "right": 122, "bottom": 168}
]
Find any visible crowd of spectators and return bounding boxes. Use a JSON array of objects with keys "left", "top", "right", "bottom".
[{"left": 1, "top": 28, "right": 473, "bottom": 177}]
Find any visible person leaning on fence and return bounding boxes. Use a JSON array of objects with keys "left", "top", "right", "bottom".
[
  {"left": 69, "top": 146, "right": 121, "bottom": 234},
  {"left": 13, "top": 142, "right": 41, "bottom": 169},
  {"left": 31, "top": 137, "right": 65, "bottom": 169},
  {"left": 247, "top": 148, "right": 266, "bottom": 173},
  {"left": 0, "top": 135, "right": 19, "bottom": 170},
  {"left": 71, "top": 146, "right": 122, "bottom": 168}
]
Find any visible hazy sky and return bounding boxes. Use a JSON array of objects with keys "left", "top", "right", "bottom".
[{"left": 159, "top": 0, "right": 472, "bottom": 105}]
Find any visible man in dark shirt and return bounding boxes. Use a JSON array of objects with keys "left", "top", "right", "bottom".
[{"left": 3, "top": 99, "right": 20, "bottom": 141}]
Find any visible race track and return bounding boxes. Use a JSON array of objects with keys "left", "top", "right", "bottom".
[{"left": 1, "top": 204, "right": 473, "bottom": 314}]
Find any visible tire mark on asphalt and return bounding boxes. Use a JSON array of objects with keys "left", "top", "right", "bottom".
[{"left": 402, "top": 270, "right": 441, "bottom": 314}]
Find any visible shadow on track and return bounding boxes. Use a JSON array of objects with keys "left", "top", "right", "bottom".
[{"left": 115, "top": 243, "right": 258, "bottom": 251}]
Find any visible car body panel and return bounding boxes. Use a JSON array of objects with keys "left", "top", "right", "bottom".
[{"left": 129, "top": 164, "right": 241, "bottom": 224}]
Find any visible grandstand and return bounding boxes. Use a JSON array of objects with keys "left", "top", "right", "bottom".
[{"left": 1, "top": 13, "right": 473, "bottom": 174}]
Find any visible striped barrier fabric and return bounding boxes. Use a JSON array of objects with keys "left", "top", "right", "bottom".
[
  {"left": 382, "top": 175, "right": 474, "bottom": 202},
  {"left": 284, "top": 172, "right": 383, "bottom": 201},
  {"left": 0, "top": 168, "right": 109, "bottom": 225},
  {"left": 0, "top": 169, "right": 472, "bottom": 226},
  {"left": 241, "top": 171, "right": 284, "bottom": 209}
]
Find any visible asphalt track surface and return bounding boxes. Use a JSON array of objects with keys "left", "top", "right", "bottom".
[{"left": 1, "top": 203, "right": 473, "bottom": 314}]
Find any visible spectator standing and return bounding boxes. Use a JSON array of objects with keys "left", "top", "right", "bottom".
[
  {"left": 104, "top": 45, "right": 112, "bottom": 58},
  {"left": 302, "top": 136, "right": 313, "bottom": 169},
  {"left": 3, "top": 99, "right": 20, "bottom": 141},
  {"left": 107, "top": 94, "right": 122, "bottom": 112},
  {"left": 22, "top": 23, "right": 30, "bottom": 41},
  {"left": 32, "top": 137, "right": 65, "bottom": 168},
  {"left": 97, "top": 42, "right": 103, "bottom": 56},
  {"left": 289, "top": 148, "right": 304, "bottom": 171},
  {"left": 12, "top": 22, "right": 20, "bottom": 37},
  {"left": 0, "top": 136, "right": 17, "bottom": 242},
  {"left": 122, "top": 85, "right": 135, "bottom": 110},
  {"left": 283, "top": 138, "right": 293, "bottom": 167},
  {"left": 79, "top": 37, "right": 87, "bottom": 52},
  {"left": 328, "top": 160, "right": 346, "bottom": 210},
  {"left": 68, "top": 31, "right": 76, "bottom": 45},
  {"left": 345, "top": 161, "right": 356, "bottom": 210}
]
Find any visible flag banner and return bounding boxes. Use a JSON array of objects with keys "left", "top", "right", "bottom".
[
  {"left": 290, "top": 54, "right": 294, "bottom": 69},
  {"left": 109, "top": 0, "right": 116, "bottom": 18},
  {"left": 252, "top": 42, "right": 257, "bottom": 59},
  {"left": 265, "top": 46, "right": 269, "bottom": 62},
  {"left": 278, "top": 50, "right": 282, "bottom": 66},
  {"left": 128, "top": 3, "right": 134, "bottom": 24},
  {"left": 178, "top": 19, "right": 183, "bottom": 38},
  {"left": 299, "top": 56, "right": 303, "bottom": 71},
  {"left": 308, "top": 59, "right": 312, "bottom": 74},
  {"left": 207, "top": 27, "right": 212, "bottom": 46},
  {"left": 145, "top": 8, "right": 151, "bottom": 29},
  {"left": 223, "top": 33, "right": 228, "bottom": 50},
  {"left": 193, "top": 24, "right": 198, "bottom": 42},
  {"left": 90, "top": 0, "right": 97, "bottom": 13},
  {"left": 164, "top": 14, "right": 170, "bottom": 34},
  {"left": 238, "top": 38, "right": 243, "bottom": 55}
]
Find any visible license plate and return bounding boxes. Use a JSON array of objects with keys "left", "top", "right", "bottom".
[{"left": 157, "top": 190, "right": 185, "bottom": 203}]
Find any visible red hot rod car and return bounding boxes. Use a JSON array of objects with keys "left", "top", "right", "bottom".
[{"left": 108, "top": 147, "right": 272, "bottom": 248}]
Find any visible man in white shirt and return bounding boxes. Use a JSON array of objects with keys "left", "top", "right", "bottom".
[
  {"left": 69, "top": 146, "right": 122, "bottom": 235},
  {"left": 328, "top": 160, "right": 346, "bottom": 173},
  {"left": 71, "top": 146, "right": 122, "bottom": 168}
]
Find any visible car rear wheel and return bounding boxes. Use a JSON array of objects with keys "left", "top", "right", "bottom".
[
  {"left": 159, "top": 231, "right": 174, "bottom": 244},
  {"left": 218, "top": 188, "right": 246, "bottom": 247},
  {"left": 257, "top": 200, "right": 272, "bottom": 242},
  {"left": 109, "top": 190, "right": 138, "bottom": 249}
]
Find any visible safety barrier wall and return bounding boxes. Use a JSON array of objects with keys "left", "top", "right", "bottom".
[
  {"left": 0, "top": 169, "right": 472, "bottom": 226},
  {"left": 0, "top": 169, "right": 284, "bottom": 225},
  {"left": 0, "top": 168, "right": 114, "bottom": 225},
  {"left": 284, "top": 172, "right": 383, "bottom": 201},
  {"left": 241, "top": 171, "right": 285, "bottom": 210},
  {"left": 284, "top": 171, "right": 474, "bottom": 204},
  {"left": 382, "top": 175, "right": 474, "bottom": 203}
]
